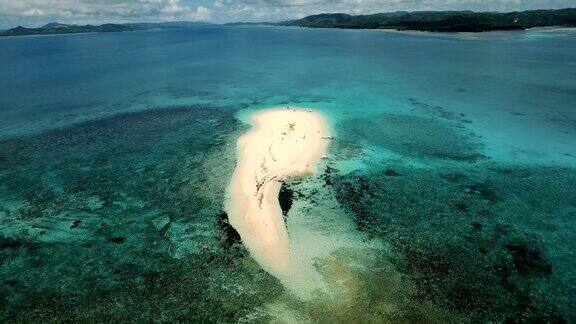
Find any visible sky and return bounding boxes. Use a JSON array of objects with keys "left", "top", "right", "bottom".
[{"left": 0, "top": 0, "right": 574, "bottom": 28}]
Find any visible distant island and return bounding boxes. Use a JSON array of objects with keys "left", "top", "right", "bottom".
[
  {"left": 0, "top": 21, "right": 211, "bottom": 37},
  {"left": 279, "top": 8, "right": 576, "bottom": 32},
  {"left": 2, "top": 8, "right": 575, "bottom": 37}
]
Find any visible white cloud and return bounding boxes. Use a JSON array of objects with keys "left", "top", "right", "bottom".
[
  {"left": 192, "top": 6, "right": 212, "bottom": 20},
  {"left": 22, "top": 8, "right": 47, "bottom": 17},
  {"left": 0, "top": 0, "right": 210, "bottom": 26},
  {"left": 210, "top": 0, "right": 576, "bottom": 22}
]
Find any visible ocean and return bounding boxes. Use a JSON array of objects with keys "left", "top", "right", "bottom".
[{"left": 1, "top": 25, "right": 575, "bottom": 321}]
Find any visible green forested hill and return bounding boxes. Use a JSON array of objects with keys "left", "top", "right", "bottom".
[{"left": 279, "top": 8, "right": 576, "bottom": 32}]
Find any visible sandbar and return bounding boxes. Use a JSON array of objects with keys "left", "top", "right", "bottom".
[{"left": 225, "top": 107, "right": 331, "bottom": 279}]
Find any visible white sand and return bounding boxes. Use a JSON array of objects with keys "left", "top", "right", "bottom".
[{"left": 225, "top": 108, "right": 331, "bottom": 282}]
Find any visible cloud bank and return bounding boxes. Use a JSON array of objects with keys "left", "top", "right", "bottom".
[
  {"left": 0, "top": 0, "right": 211, "bottom": 27},
  {"left": 212, "top": 0, "right": 576, "bottom": 22}
]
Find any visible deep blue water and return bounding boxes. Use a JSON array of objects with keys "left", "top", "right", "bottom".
[{"left": 1, "top": 26, "right": 575, "bottom": 322}]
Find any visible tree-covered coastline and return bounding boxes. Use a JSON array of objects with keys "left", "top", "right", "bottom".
[
  {"left": 0, "top": 21, "right": 210, "bottom": 37},
  {"left": 279, "top": 8, "right": 576, "bottom": 32}
]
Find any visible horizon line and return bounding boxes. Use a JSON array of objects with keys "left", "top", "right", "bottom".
[{"left": 2, "top": 7, "right": 575, "bottom": 30}]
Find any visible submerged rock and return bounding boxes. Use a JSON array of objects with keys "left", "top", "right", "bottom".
[
  {"left": 505, "top": 244, "right": 552, "bottom": 277},
  {"left": 217, "top": 211, "right": 241, "bottom": 248},
  {"left": 278, "top": 183, "right": 294, "bottom": 217},
  {"left": 69, "top": 219, "right": 82, "bottom": 229},
  {"left": 110, "top": 236, "right": 125, "bottom": 244}
]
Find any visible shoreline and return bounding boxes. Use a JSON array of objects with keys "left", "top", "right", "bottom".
[
  {"left": 280, "top": 24, "right": 576, "bottom": 36},
  {"left": 225, "top": 107, "right": 331, "bottom": 282}
]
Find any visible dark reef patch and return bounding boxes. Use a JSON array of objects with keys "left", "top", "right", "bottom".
[
  {"left": 408, "top": 98, "right": 474, "bottom": 124},
  {"left": 329, "top": 163, "right": 576, "bottom": 322},
  {"left": 338, "top": 113, "right": 485, "bottom": 161},
  {"left": 331, "top": 175, "right": 390, "bottom": 237},
  {"left": 110, "top": 236, "right": 125, "bottom": 244},
  {"left": 0, "top": 105, "right": 286, "bottom": 322},
  {"left": 0, "top": 237, "right": 24, "bottom": 251},
  {"left": 217, "top": 210, "right": 242, "bottom": 249},
  {"left": 504, "top": 244, "right": 552, "bottom": 277},
  {"left": 69, "top": 219, "right": 82, "bottom": 229}
]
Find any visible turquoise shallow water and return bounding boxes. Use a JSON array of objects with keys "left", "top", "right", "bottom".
[
  {"left": 1, "top": 26, "right": 575, "bottom": 321},
  {"left": 1, "top": 26, "right": 575, "bottom": 164}
]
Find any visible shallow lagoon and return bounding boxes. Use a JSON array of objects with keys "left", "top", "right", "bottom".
[{"left": 1, "top": 26, "right": 575, "bottom": 322}]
